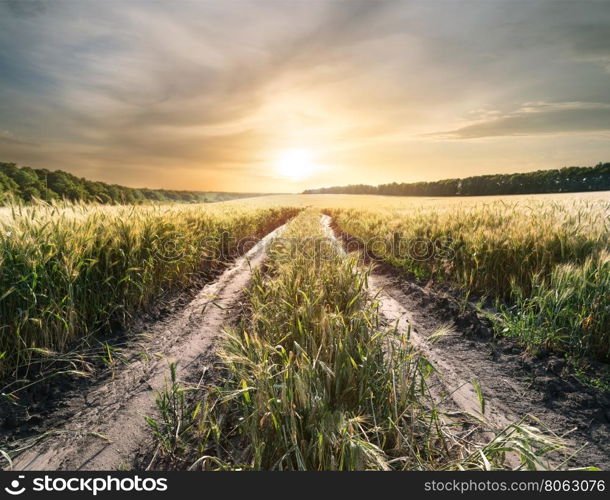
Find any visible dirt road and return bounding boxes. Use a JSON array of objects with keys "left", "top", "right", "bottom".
[
  {"left": 10, "top": 223, "right": 286, "bottom": 471},
  {"left": 323, "top": 215, "right": 610, "bottom": 470}
]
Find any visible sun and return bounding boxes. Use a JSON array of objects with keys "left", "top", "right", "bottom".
[{"left": 275, "top": 149, "right": 316, "bottom": 181}]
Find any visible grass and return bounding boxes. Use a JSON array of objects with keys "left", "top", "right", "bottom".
[
  {"left": 0, "top": 200, "right": 299, "bottom": 379},
  {"left": 328, "top": 198, "right": 610, "bottom": 362},
  {"left": 2, "top": 192, "right": 606, "bottom": 469},
  {"left": 145, "top": 362, "right": 201, "bottom": 465},
  {"left": 146, "top": 210, "right": 563, "bottom": 471},
  {"left": 499, "top": 250, "right": 610, "bottom": 361}
]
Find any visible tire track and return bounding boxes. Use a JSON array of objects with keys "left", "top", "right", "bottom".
[
  {"left": 10, "top": 223, "right": 287, "bottom": 471},
  {"left": 321, "top": 215, "right": 575, "bottom": 469},
  {"left": 321, "top": 216, "right": 512, "bottom": 422}
]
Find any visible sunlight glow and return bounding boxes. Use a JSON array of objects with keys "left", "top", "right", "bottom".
[{"left": 275, "top": 149, "right": 317, "bottom": 181}]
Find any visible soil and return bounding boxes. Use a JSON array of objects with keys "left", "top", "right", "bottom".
[
  {"left": 1, "top": 265, "right": 226, "bottom": 441},
  {"left": 326, "top": 217, "right": 610, "bottom": 470},
  {"left": 2, "top": 223, "right": 287, "bottom": 471}
]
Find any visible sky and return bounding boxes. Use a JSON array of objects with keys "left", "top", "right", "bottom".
[{"left": 0, "top": 0, "right": 609, "bottom": 193}]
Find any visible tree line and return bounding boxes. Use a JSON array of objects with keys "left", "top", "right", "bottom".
[
  {"left": 303, "top": 163, "right": 610, "bottom": 197},
  {"left": 0, "top": 162, "right": 261, "bottom": 204}
]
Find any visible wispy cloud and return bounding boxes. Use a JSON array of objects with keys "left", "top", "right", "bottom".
[{"left": 435, "top": 102, "right": 610, "bottom": 139}]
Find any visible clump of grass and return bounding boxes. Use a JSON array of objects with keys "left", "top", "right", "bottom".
[
  {"left": 149, "top": 211, "right": 561, "bottom": 471},
  {"left": 499, "top": 250, "right": 610, "bottom": 362},
  {"left": 0, "top": 200, "right": 299, "bottom": 379},
  {"left": 145, "top": 362, "right": 202, "bottom": 467}
]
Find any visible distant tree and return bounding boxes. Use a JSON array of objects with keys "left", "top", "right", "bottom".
[
  {"left": 304, "top": 163, "right": 610, "bottom": 198},
  {"left": 0, "top": 161, "right": 254, "bottom": 205},
  {"left": 46, "top": 171, "right": 86, "bottom": 201},
  {"left": 0, "top": 168, "right": 19, "bottom": 202}
]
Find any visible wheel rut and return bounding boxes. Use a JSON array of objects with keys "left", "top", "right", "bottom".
[
  {"left": 10, "top": 223, "right": 287, "bottom": 471},
  {"left": 322, "top": 215, "right": 610, "bottom": 470}
]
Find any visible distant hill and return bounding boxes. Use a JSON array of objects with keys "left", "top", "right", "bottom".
[
  {"left": 0, "top": 162, "right": 266, "bottom": 204},
  {"left": 304, "top": 163, "right": 610, "bottom": 197}
]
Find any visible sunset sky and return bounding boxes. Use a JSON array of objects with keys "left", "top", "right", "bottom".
[{"left": 1, "top": 0, "right": 609, "bottom": 193}]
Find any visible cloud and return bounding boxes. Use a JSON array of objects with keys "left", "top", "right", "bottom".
[
  {"left": 435, "top": 102, "right": 610, "bottom": 139},
  {"left": 0, "top": 130, "right": 37, "bottom": 147},
  {"left": 3, "top": 0, "right": 46, "bottom": 18},
  {"left": 0, "top": 0, "right": 609, "bottom": 191}
]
